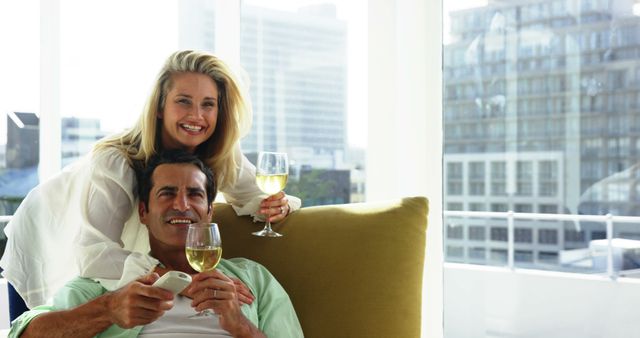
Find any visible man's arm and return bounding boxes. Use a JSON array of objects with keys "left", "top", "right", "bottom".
[
  {"left": 18, "top": 274, "right": 174, "bottom": 338},
  {"left": 189, "top": 270, "right": 266, "bottom": 338},
  {"left": 20, "top": 295, "right": 112, "bottom": 338},
  {"left": 222, "top": 258, "right": 303, "bottom": 338}
]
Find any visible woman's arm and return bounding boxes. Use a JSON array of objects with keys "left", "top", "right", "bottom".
[{"left": 77, "top": 149, "right": 157, "bottom": 287}]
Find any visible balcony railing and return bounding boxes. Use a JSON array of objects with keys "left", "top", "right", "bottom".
[
  {"left": 443, "top": 210, "right": 640, "bottom": 279},
  {"left": 3, "top": 211, "right": 640, "bottom": 280}
]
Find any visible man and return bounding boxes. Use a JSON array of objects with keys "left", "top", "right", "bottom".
[{"left": 10, "top": 150, "right": 303, "bottom": 338}]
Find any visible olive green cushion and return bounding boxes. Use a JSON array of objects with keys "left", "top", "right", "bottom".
[{"left": 213, "top": 196, "right": 428, "bottom": 338}]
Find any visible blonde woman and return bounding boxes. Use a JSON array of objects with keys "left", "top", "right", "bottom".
[{"left": 1, "top": 50, "right": 301, "bottom": 308}]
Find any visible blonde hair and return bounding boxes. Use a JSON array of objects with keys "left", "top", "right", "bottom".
[{"left": 94, "top": 50, "right": 252, "bottom": 189}]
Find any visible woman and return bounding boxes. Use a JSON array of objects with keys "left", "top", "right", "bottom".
[{"left": 1, "top": 50, "right": 301, "bottom": 308}]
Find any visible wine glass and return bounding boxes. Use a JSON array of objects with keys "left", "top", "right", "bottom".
[
  {"left": 185, "top": 222, "right": 222, "bottom": 317},
  {"left": 253, "top": 151, "right": 289, "bottom": 237}
]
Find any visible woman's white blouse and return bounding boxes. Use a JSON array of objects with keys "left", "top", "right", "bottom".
[{"left": 0, "top": 146, "right": 300, "bottom": 308}]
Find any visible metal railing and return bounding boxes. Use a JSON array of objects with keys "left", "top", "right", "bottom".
[
  {"left": 3, "top": 211, "right": 640, "bottom": 279},
  {"left": 443, "top": 210, "right": 640, "bottom": 279}
]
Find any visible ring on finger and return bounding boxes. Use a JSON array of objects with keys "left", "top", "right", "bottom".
[{"left": 213, "top": 289, "right": 217, "bottom": 299}]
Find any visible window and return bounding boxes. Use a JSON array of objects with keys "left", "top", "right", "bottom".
[
  {"left": 538, "top": 204, "right": 558, "bottom": 214},
  {"left": 490, "top": 249, "right": 508, "bottom": 263},
  {"left": 539, "top": 160, "right": 559, "bottom": 197},
  {"left": 447, "top": 225, "right": 464, "bottom": 239},
  {"left": 448, "top": 182, "right": 463, "bottom": 195},
  {"left": 515, "top": 228, "right": 533, "bottom": 243},
  {"left": 469, "top": 247, "right": 486, "bottom": 260},
  {"left": 591, "top": 230, "right": 607, "bottom": 240},
  {"left": 469, "top": 203, "right": 486, "bottom": 211},
  {"left": 491, "top": 182, "right": 507, "bottom": 195},
  {"left": 515, "top": 250, "right": 534, "bottom": 262},
  {"left": 468, "top": 162, "right": 485, "bottom": 196},
  {"left": 516, "top": 161, "right": 533, "bottom": 196},
  {"left": 538, "top": 229, "right": 558, "bottom": 245},
  {"left": 538, "top": 251, "right": 558, "bottom": 264},
  {"left": 447, "top": 162, "right": 463, "bottom": 179},
  {"left": 565, "top": 229, "right": 585, "bottom": 242},
  {"left": 447, "top": 202, "right": 463, "bottom": 211},
  {"left": 490, "top": 227, "right": 508, "bottom": 242},
  {"left": 447, "top": 162, "right": 463, "bottom": 195},
  {"left": 447, "top": 246, "right": 464, "bottom": 258},
  {"left": 469, "top": 226, "right": 486, "bottom": 241},
  {"left": 491, "top": 203, "right": 509, "bottom": 212},
  {"left": 469, "top": 162, "right": 485, "bottom": 179},
  {"left": 469, "top": 182, "right": 485, "bottom": 196},
  {"left": 491, "top": 161, "right": 507, "bottom": 196},
  {"left": 515, "top": 204, "right": 533, "bottom": 213}
]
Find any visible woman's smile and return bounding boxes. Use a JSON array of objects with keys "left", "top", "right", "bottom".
[{"left": 159, "top": 72, "right": 219, "bottom": 152}]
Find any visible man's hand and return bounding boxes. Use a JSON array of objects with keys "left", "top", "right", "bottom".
[
  {"left": 190, "top": 270, "right": 266, "bottom": 338},
  {"left": 259, "top": 191, "right": 290, "bottom": 223},
  {"left": 19, "top": 274, "right": 174, "bottom": 338},
  {"left": 182, "top": 276, "right": 254, "bottom": 306},
  {"left": 106, "top": 273, "right": 175, "bottom": 328}
]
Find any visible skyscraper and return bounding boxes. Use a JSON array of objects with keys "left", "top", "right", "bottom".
[
  {"left": 443, "top": 0, "right": 640, "bottom": 268},
  {"left": 240, "top": 5, "right": 347, "bottom": 161}
]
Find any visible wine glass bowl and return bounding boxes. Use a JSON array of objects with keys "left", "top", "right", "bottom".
[
  {"left": 253, "top": 151, "right": 289, "bottom": 237},
  {"left": 186, "top": 222, "right": 222, "bottom": 317}
]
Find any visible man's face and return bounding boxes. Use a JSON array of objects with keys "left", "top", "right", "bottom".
[{"left": 139, "top": 163, "right": 212, "bottom": 249}]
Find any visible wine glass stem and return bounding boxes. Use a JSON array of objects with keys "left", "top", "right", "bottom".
[{"left": 264, "top": 220, "right": 273, "bottom": 232}]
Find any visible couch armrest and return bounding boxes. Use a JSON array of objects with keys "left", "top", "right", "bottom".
[{"left": 213, "top": 196, "right": 428, "bottom": 338}]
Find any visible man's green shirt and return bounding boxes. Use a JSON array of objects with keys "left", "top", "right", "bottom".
[{"left": 9, "top": 258, "right": 303, "bottom": 337}]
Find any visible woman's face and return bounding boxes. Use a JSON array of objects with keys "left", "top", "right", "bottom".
[{"left": 159, "top": 72, "right": 219, "bottom": 153}]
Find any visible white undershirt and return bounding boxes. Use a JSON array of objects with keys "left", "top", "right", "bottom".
[{"left": 138, "top": 295, "right": 232, "bottom": 337}]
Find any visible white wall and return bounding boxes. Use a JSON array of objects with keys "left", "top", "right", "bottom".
[
  {"left": 367, "top": 0, "right": 442, "bottom": 337},
  {"left": 445, "top": 263, "right": 640, "bottom": 337}
]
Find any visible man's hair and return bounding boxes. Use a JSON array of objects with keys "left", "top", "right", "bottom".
[{"left": 137, "top": 149, "right": 217, "bottom": 210}]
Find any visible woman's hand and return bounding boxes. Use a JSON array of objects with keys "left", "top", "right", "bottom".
[
  {"left": 231, "top": 277, "right": 255, "bottom": 305},
  {"left": 259, "top": 191, "right": 290, "bottom": 223}
]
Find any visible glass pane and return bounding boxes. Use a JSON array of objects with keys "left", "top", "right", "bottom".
[
  {"left": 0, "top": 0, "right": 40, "bottom": 222},
  {"left": 444, "top": 0, "right": 640, "bottom": 336},
  {"left": 60, "top": 0, "right": 179, "bottom": 166},
  {"left": 240, "top": 1, "right": 366, "bottom": 206},
  {"left": 444, "top": 0, "right": 640, "bottom": 271}
]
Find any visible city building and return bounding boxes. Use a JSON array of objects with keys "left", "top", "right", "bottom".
[
  {"left": 6, "top": 112, "right": 39, "bottom": 169},
  {"left": 443, "top": 0, "right": 640, "bottom": 270},
  {"left": 61, "top": 117, "right": 107, "bottom": 165},
  {"left": 240, "top": 5, "right": 347, "bottom": 161}
]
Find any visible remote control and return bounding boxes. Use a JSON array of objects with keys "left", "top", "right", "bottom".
[{"left": 152, "top": 271, "right": 192, "bottom": 294}]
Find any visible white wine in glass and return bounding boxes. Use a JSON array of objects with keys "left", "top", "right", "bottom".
[
  {"left": 186, "top": 223, "right": 222, "bottom": 317},
  {"left": 185, "top": 246, "right": 222, "bottom": 272},
  {"left": 253, "top": 151, "right": 289, "bottom": 237}
]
